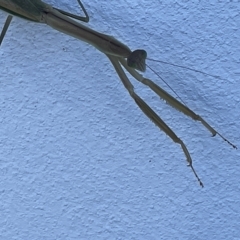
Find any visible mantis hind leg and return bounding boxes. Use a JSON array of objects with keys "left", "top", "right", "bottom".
[
  {"left": 0, "top": 15, "right": 13, "bottom": 46},
  {"left": 54, "top": 0, "right": 89, "bottom": 23}
]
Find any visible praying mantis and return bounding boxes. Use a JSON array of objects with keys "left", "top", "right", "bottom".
[{"left": 0, "top": 0, "right": 236, "bottom": 187}]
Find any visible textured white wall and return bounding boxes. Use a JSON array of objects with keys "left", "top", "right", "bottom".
[{"left": 0, "top": 0, "right": 239, "bottom": 239}]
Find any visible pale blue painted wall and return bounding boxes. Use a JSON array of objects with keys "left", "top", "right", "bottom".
[{"left": 0, "top": 0, "right": 239, "bottom": 239}]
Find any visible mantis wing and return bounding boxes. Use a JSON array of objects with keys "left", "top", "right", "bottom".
[{"left": 0, "top": 0, "right": 47, "bottom": 22}]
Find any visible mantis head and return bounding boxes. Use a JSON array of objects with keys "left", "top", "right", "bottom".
[{"left": 127, "top": 49, "right": 147, "bottom": 72}]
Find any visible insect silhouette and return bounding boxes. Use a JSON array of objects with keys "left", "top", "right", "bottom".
[{"left": 0, "top": 0, "right": 236, "bottom": 187}]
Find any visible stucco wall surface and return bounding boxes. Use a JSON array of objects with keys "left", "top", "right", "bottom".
[{"left": 0, "top": 0, "right": 239, "bottom": 239}]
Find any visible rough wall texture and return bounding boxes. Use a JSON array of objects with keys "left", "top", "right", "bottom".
[{"left": 0, "top": 0, "right": 239, "bottom": 239}]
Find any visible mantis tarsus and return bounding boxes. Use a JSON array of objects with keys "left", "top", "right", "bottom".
[{"left": 0, "top": 0, "right": 236, "bottom": 187}]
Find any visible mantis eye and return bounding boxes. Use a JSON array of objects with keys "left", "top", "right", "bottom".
[{"left": 127, "top": 49, "right": 147, "bottom": 72}]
